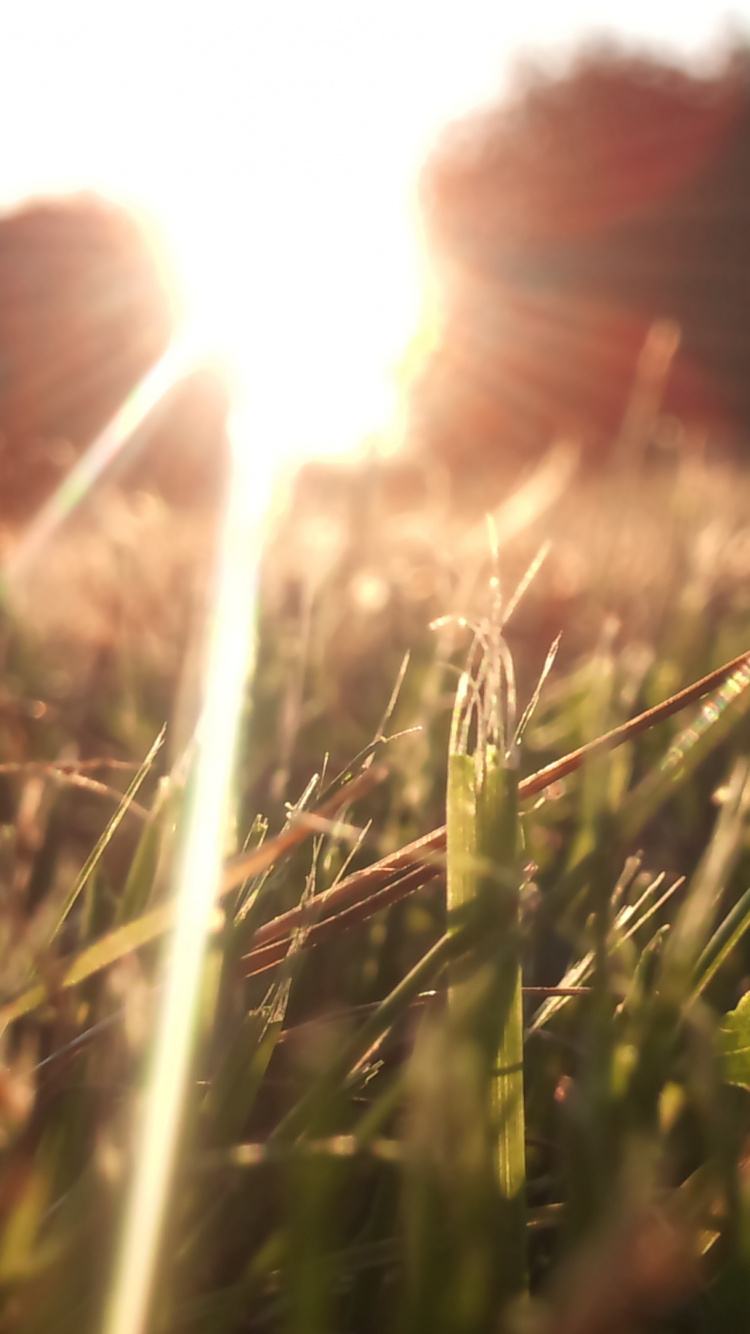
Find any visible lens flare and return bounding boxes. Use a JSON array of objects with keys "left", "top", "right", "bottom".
[{"left": 0, "top": 9, "right": 737, "bottom": 1334}]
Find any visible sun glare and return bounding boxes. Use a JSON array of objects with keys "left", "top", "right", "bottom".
[
  {"left": 127, "top": 11, "right": 475, "bottom": 479},
  {"left": 0, "top": 3, "right": 547, "bottom": 495},
  {"left": 0, "top": 9, "right": 741, "bottom": 1334},
  {"left": 160, "top": 162, "right": 428, "bottom": 467},
  {"left": 0, "top": 1, "right": 736, "bottom": 495}
]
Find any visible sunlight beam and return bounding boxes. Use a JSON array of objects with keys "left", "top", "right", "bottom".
[
  {"left": 102, "top": 411, "right": 264, "bottom": 1334},
  {"left": 2, "top": 337, "right": 196, "bottom": 586}
]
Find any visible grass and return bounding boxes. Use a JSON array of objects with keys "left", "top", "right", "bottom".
[{"left": 2, "top": 433, "right": 750, "bottom": 1331}]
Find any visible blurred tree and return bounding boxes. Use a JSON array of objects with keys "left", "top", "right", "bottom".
[
  {"left": 0, "top": 194, "right": 229, "bottom": 521},
  {"left": 413, "top": 45, "right": 750, "bottom": 476}
]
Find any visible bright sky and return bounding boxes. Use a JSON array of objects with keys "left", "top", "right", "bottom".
[{"left": 0, "top": 1, "right": 747, "bottom": 467}]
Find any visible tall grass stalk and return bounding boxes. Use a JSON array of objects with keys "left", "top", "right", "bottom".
[{"left": 447, "top": 654, "right": 527, "bottom": 1306}]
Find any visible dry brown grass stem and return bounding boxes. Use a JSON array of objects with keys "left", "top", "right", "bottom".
[
  {"left": 241, "top": 649, "right": 750, "bottom": 978},
  {"left": 1, "top": 653, "right": 746, "bottom": 1028}
]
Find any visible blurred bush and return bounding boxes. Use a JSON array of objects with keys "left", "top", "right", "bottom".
[{"left": 413, "top": 43, "right": 750, "bottom": 484}]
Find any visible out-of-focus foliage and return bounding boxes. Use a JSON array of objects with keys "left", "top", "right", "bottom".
[
  {"left": 413, "top": 44, "right": 750, "bottom": 485},
  {"left": 718, "top": 992, "right": 750, "bottom": 1090},
  {"left": 0, "top": 195, "right": 229, "bottom": 527},
  {"left": 0, "top": 431, "right": 749, "bottom": 1332}
]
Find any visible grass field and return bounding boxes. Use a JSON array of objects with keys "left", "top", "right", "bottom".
[{"left": 1, "top": 429, "right": 750, "bottom": 1332}]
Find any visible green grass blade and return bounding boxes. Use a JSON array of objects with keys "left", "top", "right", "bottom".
[
  {"left": 446, "top": 751, "right": 477, "bottom": 932},
  {"left": 478, "top": 752, "right": 526, "bottom": 1297},
  {"left": 447, "top": 656, "right": 527, "bottom": 1306},
  {"left": 661, "top": 758, "right": 750, "bottom": 1000},
  {"left": 268, "top": 928, "right": 463, "bottom": 1148},
  {"left": 621, "top": 661, "right": 750, "bottom": 843},
  {"left": 48, "top": 727, "right": 165, "bottom": 946},
  {"left": 116, "top": 774, "right": 175, "bottom": 924},
  {"left": 693, "top": 884, "right": 750, "bottom": 1000}
]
